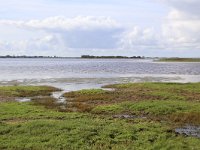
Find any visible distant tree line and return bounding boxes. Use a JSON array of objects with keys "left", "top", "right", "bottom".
[
  {"left": 0, "top": 55, "right": 60, "bottom": 58},
  {"left": 81, "top": 55, "right": 145, "bottom": 59},
  {"left": 0, "top": 55, "right": 145, "bottom": 59}
]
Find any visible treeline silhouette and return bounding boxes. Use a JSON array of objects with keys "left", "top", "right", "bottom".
[
  {"left": 0, "top": 55, "right": 62, "bottom": 58},
  {"left": 0, "top": 55, "right": 145, "bottom": 59},
  {"left": 81, "top": 55, "right": 145, "bottom": 59}
]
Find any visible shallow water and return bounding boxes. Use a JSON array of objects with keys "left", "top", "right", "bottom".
[
  {"left": 175, "top": 125, "right": 200, "bottom": 138},
  {"left": 15, "top": 97, "right": 31, "bottom": 102},
  {"left": 0, "top": 58, "right": 200, "bottom": 91}
]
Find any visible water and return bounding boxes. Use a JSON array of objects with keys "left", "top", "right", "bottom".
[
  {"left": 0, "top": 58, "right": 200, "bottom": 91},
  {"left": 175, "top": 125, "right": 200, "bottom": 138}
]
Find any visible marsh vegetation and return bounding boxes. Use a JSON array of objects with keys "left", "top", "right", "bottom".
[
  {"left": 0, "top": 83, "right": 200, "bottom": 149},
  {"left": 158, "top": 58, "right": 200, "bottom": 62}
]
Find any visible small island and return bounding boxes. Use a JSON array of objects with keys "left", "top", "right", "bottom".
[{"left": 81, "top": 55, "right": 145, "bottom": 59}]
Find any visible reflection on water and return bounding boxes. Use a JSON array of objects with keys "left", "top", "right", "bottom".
[{"left": 0, "top": 58, "right": 200, "bottom": 91}]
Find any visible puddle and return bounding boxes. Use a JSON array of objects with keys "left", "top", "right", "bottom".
[
  {"left": 15, "top": 98, "right": 31, "bottom": 102},
  {"left": 113, "top": 114, "right": 146, "bottom": 119},
  {"left": 14, "top": 91, "right": 67, "bottom": 104},
  {"left": 51, "top": 91, "right": 66, "bottom": 103},
  {"left": 102, "top": 88, "right": 115, "bottom": 91},
  {"left": 175, "top": 125, "right": 200, "bottom": 138},
  {"left": 50, "top": 87, "right": 114, "bottom": 104}
]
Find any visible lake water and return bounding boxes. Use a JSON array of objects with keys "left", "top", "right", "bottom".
[{"left": 0, "top": 58, "right": 200, "bottom": 91}]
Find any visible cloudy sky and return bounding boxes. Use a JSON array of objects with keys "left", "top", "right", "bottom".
[{"left": 0, "top": 0, "right": 199, "bottom": 57}]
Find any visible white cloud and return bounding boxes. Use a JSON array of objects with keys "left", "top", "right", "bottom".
[
  {"left": 160, "top": 0, "right": 200, "bottom": 50},
  {"left": 119, "top": 27, "right": 159, "bottom": 50},
  {"left": 162, "top": 0, "right": 200, "bottom": 17},
  {"left": 118, "top": 0, "right": 200, "bottom": 53},
  {"left": 0, "top": 0, "right": 200, "bottom": 58},
  {"left": 0, "top": 16, "right": 123, "bottom": 50},
  {"left": 0, "top": 16, "right": 124, "bottom": 54},
  {"left": 0, "top": 35, "right": 66, "bottom": 56},
  {"left": 0, "top": 16, "right": 120, "bottom": 31}
]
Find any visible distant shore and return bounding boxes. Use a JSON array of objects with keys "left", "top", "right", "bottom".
[
  {"left": 0, "top": 55, "right": 79, "bottom": 59},
  {"left": 81, "top": 55, "right": 145, "bottom": 59},
  {"left": 1, "top": 56, "right": 200, "bottom": 62},
  {"left": 0, "top": 55, "right": 145, "bottom": 59},
  {"left": 158, "top": 58, "right": 200, "bottom": 62}
]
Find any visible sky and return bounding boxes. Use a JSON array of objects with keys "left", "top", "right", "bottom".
[{"left": 0, "top": 0, "right": 199, "bottom": 57}]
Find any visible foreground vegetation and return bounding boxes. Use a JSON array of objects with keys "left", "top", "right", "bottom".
[
  {"left": 158, "top": 58, "right": 200, "bottom": 62},
  {"left": 0, "top": 83, "right": 200, "bottom": 149},
  {"left": 0, "top": 86, "right": 60, "bottom": 102}
]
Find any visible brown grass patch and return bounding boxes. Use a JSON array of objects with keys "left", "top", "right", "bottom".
[
  {"left": 0, "top": 86, "right": 61, "bottom": 102},
  {"left": 63, "top": 83, "right": 200, "bottom": 113},
  {"left": 169, "top": 112, "right": 200, "bottom": 125},
  {"left": 31, "top": 97, "right": 62, "bottom": 110}
]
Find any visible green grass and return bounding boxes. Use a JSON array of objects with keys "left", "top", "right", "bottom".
[
  {"left": 93, "top": 100, "right": 200, "bottom": 115},
  {"left": 65, "top": 89, "right": 107, "bottom": 97},
  {"left": 0, "top": 102, "right": 72, "bottom": 121},
  {"left": 1, "top": 83, "right": 200, "bottom": 149},
  {"left": 63, "top": 82, "right": 200, "bottom": 112},
  {"left": 91, "top": 83, "right": 200, "bottom": 125},
  {"left": 0, "top": 102, "right": 200, "bottom": 150}
]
